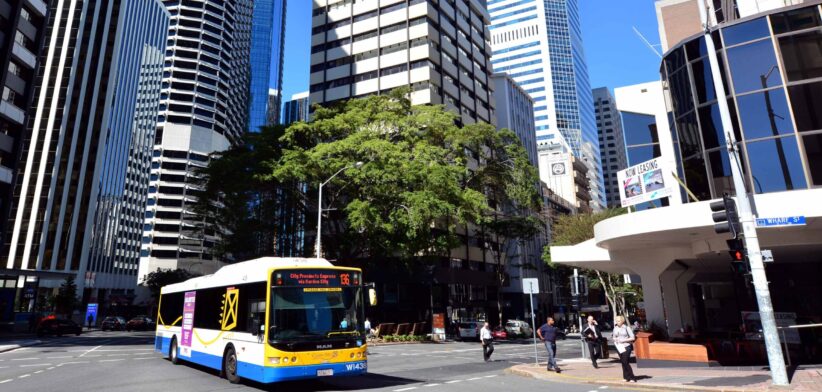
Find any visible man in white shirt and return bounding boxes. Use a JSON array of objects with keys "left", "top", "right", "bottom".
[{"left": 480, "top": 322, "right": 494, "bottom": 361}]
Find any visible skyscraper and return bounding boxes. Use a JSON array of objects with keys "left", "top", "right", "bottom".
[
  {"left": 309, "top": 0, "right": 496, "bottom": 126},
  {"left": 592, "top": 87, "right": 628, "bottom": 208},
  {"left": 249, "top": 0, "right": 287, "bottom": 130},
  {"left": 282, "top": 91, "right": 310, "bottom": 125},
  {"left": 0, "top": 0, "right": 49, "bottom": 245},
  {"left": 488, "top": 0, "right": 605, "bottom": 209},
  {"left": 2, "top": 0, "right": 168, "bottom": 302},
  {"left": 139, "top": 0, "right": 254, "bottom": 280}
]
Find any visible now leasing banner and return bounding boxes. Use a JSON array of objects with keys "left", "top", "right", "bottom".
[
  {"left": 181, "top": 291, "right": 196, "bottom": 357},
  {"left": 617, "top": 157, "right": 675, "bottom": 208}
]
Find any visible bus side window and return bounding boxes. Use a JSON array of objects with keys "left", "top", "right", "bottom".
[{"left": 247, "top": 300, "right": 265, "bottom": 335}]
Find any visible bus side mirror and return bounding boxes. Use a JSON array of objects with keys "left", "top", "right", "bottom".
[{"left": 368, "top": 288, "right": 377, "bottom": 306}]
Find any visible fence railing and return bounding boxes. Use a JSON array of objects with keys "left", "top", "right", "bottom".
[{"left": 776, "top": 323, "right": 822, "bottom": 367}]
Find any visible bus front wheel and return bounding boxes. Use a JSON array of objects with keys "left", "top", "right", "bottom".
[
  {"left": 169, "top": 337, "right": 180, "bottom": 365},
  {"left": 223, "top": 346, "right": 240, "bottom": 384}
]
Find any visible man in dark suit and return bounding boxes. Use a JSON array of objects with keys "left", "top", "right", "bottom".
[{"left": 582, "top": 315, "right": 602, "bottom": 368}]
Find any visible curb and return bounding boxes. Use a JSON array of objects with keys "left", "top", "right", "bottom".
[
  {"left": 0, "top": 340, "right": 43, "bottom": 354},
  {"left": 505, "top": 365, "right": 776, "bottom": 392}
]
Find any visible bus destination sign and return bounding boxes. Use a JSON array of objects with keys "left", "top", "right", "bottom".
[{"left": 277, "top": 269, "right": 358, "bottom": 287}]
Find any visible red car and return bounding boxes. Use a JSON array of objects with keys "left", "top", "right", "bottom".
[
  {"left": 492, "top": 326, "right": 508, "bottom": 340},
  {"left": 125, "top": 316, "right": 156, "bottom": 331}
]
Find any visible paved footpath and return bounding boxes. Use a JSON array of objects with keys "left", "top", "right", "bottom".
[{"left": 509, "top": 357, "right": 822, "bottom": 391}]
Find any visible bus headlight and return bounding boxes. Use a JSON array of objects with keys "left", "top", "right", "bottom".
[
  {"left": 350, "top": 352, "right": 355, "bottom": 359},
  {"left": 269, "top": 357, "right": 280, "bottom": 364},
  {"left": 291, "top": 356, "right": 297, "bottom": 363},
  {"left": 356, "top": 352, "right": 362, "bottom": 358},
  {"left": 283, "top": 357, "right": 289, "bottom": 363}
]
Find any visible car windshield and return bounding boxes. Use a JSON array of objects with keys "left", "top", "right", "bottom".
[{"left": 268, "top": 286, "right": 363, "bottom": 342}]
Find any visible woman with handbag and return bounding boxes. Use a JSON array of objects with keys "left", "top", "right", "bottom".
[{"left": 613, "top": 315, "right": 637, "bottom": 382}]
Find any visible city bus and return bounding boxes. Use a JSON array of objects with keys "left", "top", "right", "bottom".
[{"left": 154, "top": 257, "right": 368, "bottom": 384}]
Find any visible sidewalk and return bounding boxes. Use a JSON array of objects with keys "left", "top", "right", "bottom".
[{"left": 507, "top": 357, "right": 822, "bottom": 391}]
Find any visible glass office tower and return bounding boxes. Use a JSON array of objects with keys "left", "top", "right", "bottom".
[
  {"left": 249, "top": 0, "right": 287, "bottom": 130},
  {"left": 662, "top": 3, "right": 822, "bottom": 201}
]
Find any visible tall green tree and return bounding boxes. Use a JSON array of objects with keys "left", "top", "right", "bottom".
[
  {"left": 194, "top": 125, "right": 301, "bottom": 260},
  {"left": 54, "top": 276, "right": 80, "bottom": 318},
  {"left": 270, "top": 89, "right": 540, "bottom": 261},
  {"left": 543, "top": 208, "right": 641, "bottom": 324}
]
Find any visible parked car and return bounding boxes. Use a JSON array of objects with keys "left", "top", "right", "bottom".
[
  {"left": 101, "top": 316, "right": 127, "bottom": 331},
  {"left": 457, "top": 321, "right": 484, "bottom": 341},
  {"left": 504, "top": 320, "right": 533, "bottom": 337},
  {"left": 125, "top": 316, "right": 155, "bottom": 331},
  {"left": 492, "top": 326, "right": 508, "bottom": 340},
  {"left": 36, "top": 318, "right": 82, "bottom": 337}
]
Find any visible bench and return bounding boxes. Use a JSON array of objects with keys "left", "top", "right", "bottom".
[{"left": 635, "top": 332, "right": 715, "bottom": 368}]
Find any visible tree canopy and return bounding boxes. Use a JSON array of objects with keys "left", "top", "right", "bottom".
[{"left": 198, "top": 89, "right": 542, "bottom": 263}]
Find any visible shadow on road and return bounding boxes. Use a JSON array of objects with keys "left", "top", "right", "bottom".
[
  {"left": 19, "top": 333, "right": 155, "bottom": 350},
  {"left": 175, "top": 359, "right": 420, "bottom": 391}
]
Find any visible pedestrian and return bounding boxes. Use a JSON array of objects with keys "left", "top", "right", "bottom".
[
  {"left": 87, "top": 314, "right": 94, "bottom": 330},
  {"left": 613, "top": 315, "right": 637, "bottom": 382},
  {"left": 364, "top": 318, "right": 372, "bottom": 337},
  {"left": 537, "top": 317, "right": 561, "bottom": 373},
  {"left": 480, "top": 322, "right": 494, "bottom": 362},
  {"left": 582, "top": 315, "right": 601, "bottom": 368}
]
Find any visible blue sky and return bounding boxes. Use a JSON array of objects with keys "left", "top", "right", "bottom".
[{"left": 279, "top": 1, "right": 664, "bottom": 101}]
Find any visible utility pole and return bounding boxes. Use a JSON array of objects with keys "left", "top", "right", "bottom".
[{"left": 697, "top": 1, "right": 789, "bottom": 385}]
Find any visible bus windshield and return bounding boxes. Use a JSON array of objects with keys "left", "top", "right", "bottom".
[{"left": 268, "top": 286, "right": 363, "bottom": 342}]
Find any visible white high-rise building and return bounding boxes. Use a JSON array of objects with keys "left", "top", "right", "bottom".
[
  {"left": 139, "top": 0, "right": 255, "bottom": 281},
  {"left": 488, "top": 0, "right": 605, "bottom": 210},
  {"left": 3, "top": 0, "right": 168, "bottom": 303},
  {"left": 309, "top": 0, "right": 496, "bottom": 125}
]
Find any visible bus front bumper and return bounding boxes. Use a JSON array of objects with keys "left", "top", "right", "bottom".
[{"left": 242, "top": 360, "right": 368, "bottom": 383}]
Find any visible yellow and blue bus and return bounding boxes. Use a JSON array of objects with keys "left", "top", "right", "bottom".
[{"left": 154, "top": 257, "right": 368, "bottom": 384}]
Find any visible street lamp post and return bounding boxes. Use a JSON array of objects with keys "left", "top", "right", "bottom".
[{"left": 315, "top": 161, "right": 364, "bottom": 258}]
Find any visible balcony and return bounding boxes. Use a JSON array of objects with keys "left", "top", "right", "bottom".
[
  {"left": 12, "top": 42, "right": 36, "bottom": 68},
  {"left": 0, "top": 100, "right": 25, "bottom": 125},
  {"left": 25, "top": 0, "right": 47, "bottom": 16}
]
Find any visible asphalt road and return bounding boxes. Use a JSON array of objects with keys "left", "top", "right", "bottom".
[{"left": 0, "top": 331, "right": 633, "bottom": 392}]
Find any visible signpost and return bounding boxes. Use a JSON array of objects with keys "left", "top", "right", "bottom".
[
  {"left": 522, "top": 278, "right": 539, "bottom": 366},
  {"left": 571, "top": 269, "right": 586, "bottom": 358},
  {"left": 756, "top": 216, "right": 806, "bottom": 228}
]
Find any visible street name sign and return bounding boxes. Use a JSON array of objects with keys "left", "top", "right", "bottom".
[
  {"left": 522, "top": 278, "right": 539, "bottom": 294},
  {"left": 756, "top": 216, "right": 806, "bottom": 228}
]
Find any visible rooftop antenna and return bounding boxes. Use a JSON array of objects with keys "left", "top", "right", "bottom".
[{"left": 632, "top": 26, "right": 662, "bottom": 59}]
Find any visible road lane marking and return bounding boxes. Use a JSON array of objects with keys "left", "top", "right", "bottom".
[
  {"left": 18, "top": 374, "right": 29, "bottom": 378},
  {"left": 0, "top": 379, "right": 11, "bottom": 384},
  {"left": 46, "top": 356, "right": 73, "bottom": 359},
  {"left": 47, "top": 367, "right": 55, "bottom": 370},
  {"left": 79, "top": 345, "right": 102, "bottom": 358},
  {"left": 484, "top": 375, "right": 498, "bottom": 378},
  {"left": 57, "top": 361, "right": 90, "bottom": 366},
  {"left": 599, "top": 387, "right": 609, "bottom": 389},
  {"left": 99, "top": 359, "right": 125, "bottom": 362},
  {"left": 393, "top": 388, "right": 417, "bottom": 392},
  {"left": 20, "top": 364, "right": 51, "bottom": 367},
  {"left": 422, "top": 384, "right": 440, "bottom": 387},
  {"left": 34, "top": 370, "right": 43, "bottom": 374},
  {"left": 106, "top": 353, "right": 133, "bottom": 356},
  {"left": 11, "top": 358, "right": 39, "bottom": 361},
  {"left": 445, "top": 380, "right": 461, "bottom": 384},
  {"left": 134, "top": 357, "right": 153, "bottom": 360},
  {"left": 467, "top": 377, "right": 482, "bottom": 381}
]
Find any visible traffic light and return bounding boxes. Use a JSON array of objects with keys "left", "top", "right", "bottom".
[
  {"left": 727, "top": 239, "right": 749, "bottom": 273},
  {"left": 710, "top": 193, "right": 740, "bottom": 238}
]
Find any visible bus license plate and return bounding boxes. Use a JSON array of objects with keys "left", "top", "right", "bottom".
[{"left": 317, "top": 369, "right": 334, "bottom": 377}]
